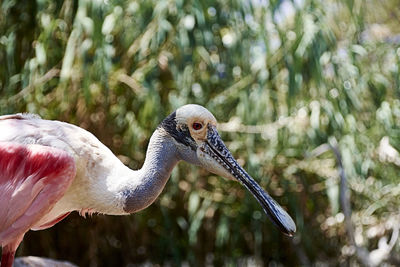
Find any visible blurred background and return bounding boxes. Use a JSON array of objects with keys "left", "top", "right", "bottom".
[{"left": 1, "top": 0, "right": 400, "bottom": 266}]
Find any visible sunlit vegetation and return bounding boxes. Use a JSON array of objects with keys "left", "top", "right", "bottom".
[{"left": 1, "top": 0, "right": 400, "bottom": 265}]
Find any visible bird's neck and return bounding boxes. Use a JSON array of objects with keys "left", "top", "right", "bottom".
[{"left": 121, "top": 128, "right": 180, "bottom": 213}]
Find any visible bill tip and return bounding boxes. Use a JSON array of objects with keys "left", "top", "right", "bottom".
[{"left": 283, "top": 228, "right": 296, "bottom": 237}]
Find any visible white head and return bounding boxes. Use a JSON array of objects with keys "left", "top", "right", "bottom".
[{"left": 159, "top": 104, "right": 296, "bottom": 236}]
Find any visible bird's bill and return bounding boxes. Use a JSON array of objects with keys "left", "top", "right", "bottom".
[{"left": 198, "top": 125, "right": 296, "bottom": 236}]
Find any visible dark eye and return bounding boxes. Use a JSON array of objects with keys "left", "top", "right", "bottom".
[{"left": 192, "top": 122, "right": 203, "bottom": 130}]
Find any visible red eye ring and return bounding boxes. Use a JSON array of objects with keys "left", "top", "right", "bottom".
[{"left": 192, "top": 122, "right": 203, "bottom": 130}]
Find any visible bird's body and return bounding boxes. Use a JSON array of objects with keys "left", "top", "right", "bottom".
[
  {"left": 1, "top": 114, "right": 130, "bottom": 219},
  {"left": 0, "top": 105, "right": 296, "bottom": 267}
]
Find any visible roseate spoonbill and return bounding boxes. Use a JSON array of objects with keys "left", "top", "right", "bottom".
[{"left": 0, "top": 104, "right": 296, "bottom": 266}]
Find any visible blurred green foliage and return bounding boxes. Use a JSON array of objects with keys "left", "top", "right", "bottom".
[{"left": 1, "top": 0, "right": 400, "bottom": 266}]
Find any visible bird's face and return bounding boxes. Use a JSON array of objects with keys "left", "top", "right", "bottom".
[{"left": 160, "top": 104, "right": 296, "bottom": 236}]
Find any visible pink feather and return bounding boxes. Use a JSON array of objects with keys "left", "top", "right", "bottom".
[{"left": 0, "top": 142, "right": 76, "bottom": 266}]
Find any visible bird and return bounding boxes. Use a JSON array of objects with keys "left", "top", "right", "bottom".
[{"left": 0, "top": 104, "right": 296, "bottom": 267}]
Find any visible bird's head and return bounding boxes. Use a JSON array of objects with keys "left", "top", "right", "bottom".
[{"left": 159, "top": 104, "right": 296, "bottom": 236}]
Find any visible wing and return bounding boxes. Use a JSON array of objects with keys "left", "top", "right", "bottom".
[{"left": 0, "top": 142, "right": 76, "bottom": 246}]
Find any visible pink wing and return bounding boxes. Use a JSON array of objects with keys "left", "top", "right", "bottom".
[{"left": 0, "top": 142, "right": 76, "bottom": 247}]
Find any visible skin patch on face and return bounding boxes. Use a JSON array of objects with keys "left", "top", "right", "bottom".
[
  {"left": 175, "top": 104, "right": 217, "bottom": 142},
  {"left": 160, "top": 104, "right": 219, "bottom": 150},
  {"left": 159, "top": 111, "right": 197, "bottom": 151}
]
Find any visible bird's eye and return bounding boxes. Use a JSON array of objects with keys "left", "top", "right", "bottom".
[{"left": 192, "top": 122, "right": 203, "bottom": 130}]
